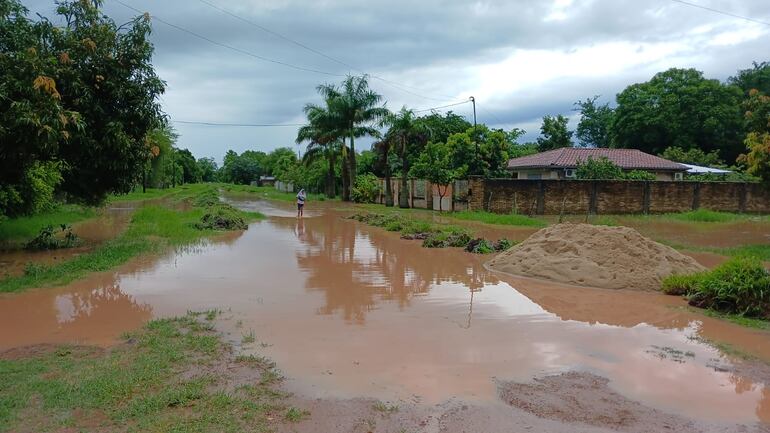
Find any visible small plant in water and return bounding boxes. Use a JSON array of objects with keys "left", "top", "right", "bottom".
[
  {"left": 242, "top": 330, "right": 256, "bottom": 344},
  {"left": 372, "top": 401, "right": 399, "bottom": 413},
  {"left": 284, "top": 407, "right": 309, "bottom": 422},
  {"left": 23, "top": 262, "right": 46, "bottom": 277},
  {"left": 25, "top": 224, "right": 80, "bottom": 251}
]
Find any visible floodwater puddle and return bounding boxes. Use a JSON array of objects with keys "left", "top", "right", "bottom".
[{"left": 1, "top": 198, "right": 769, "bottom": 426}]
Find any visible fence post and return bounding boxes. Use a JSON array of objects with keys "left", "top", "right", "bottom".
[
  {"left": 642, "top": 181, "right": 651, "bottom": 215},
  {"left": 692, "top": 183, "right": 701, "bottom": 211},
  {"left": 589, "top": 181, "right": 599, "bottom": 215},
  {"left": 536, "top": 181, "right": 545, "bottom": 215},
  {"left": 739, "top": 183, "right": 748, "bottom": 213}
]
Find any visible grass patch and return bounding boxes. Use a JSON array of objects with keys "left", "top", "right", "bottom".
[
  {"left": 695, "top": 308, "right": 770, "bottom": 330},
  {"left": 449, "top": 211, "right": 546, "bottom": 227},
  {"left": 0, "top": 313, "right": 289, "bottom": 433},
  {"left": 0, "top": 187, "right": 263, "bottom": 293},
  {"left": 0, "top": 205, "right": 96, "bottom": 246},
  {"left": 219, "top": 184, "right": 330, "bottom": 203},
  {"left": 284, "top": 407, "right": 310, "bottom": 422},
  {"left": 664, "top": 209, "right": 749, "bottom": 223},
  {"left": 372, "top": 401, "right": 399, "bottom": 414},
  {"left": 661, "top": 257, "right": 770, "bottom": 320}
]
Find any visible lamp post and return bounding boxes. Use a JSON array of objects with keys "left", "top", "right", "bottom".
[{"left": 469, "top": 96, "right": 478, "bottom": 174}]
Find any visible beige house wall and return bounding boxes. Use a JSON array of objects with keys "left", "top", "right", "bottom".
[{"left": 512, "top": 168, "right": 680, "bottom": 181}]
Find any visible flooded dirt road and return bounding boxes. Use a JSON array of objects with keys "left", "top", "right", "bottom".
[{"left": 1, "top": 198, "right": 769, "bottom": 430}]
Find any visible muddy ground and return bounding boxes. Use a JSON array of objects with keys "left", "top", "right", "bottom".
[{"left": 1, "top": 196, "right": 770, "bottom": 432}]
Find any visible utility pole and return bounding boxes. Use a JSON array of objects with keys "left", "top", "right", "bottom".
[{"left": 470, "top": 96, "right": 478, "bottom": 174}]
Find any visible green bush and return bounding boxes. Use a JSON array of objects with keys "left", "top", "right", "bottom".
[
  {"left": 689, "top": 257, "right": 770, "bottom": 318},
  {"left": 623, "top": 170, "right": 656, "bottom": 181},
  {"left": 465, "top": 238, "right": 495, "bottom": 254},
  {"left": 195, "top": 204, "right": 248, "bottom": 231},
  {"left": 662, "top": 257, "right": 770, "bottom": 319},
  {"left": 661, "top": 273, "right": 703, "bottom": 296},
  {"left": 350, "top": 173, "right": 381, "bottom": 203},
  {"left": 25, "top": 224, "right": 80, "bottom": 251},
  {"left": 494, "top": 238, "right": 515, "bottom": 251},
  {"left": 576, "top": 157, "right": 624, "bottom": 180}
]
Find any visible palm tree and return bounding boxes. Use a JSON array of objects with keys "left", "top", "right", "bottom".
[
  {"left": 383, "top": 107, "right": 429, "bottom": 208},
  {"left": 318, "top": 75, "right": 388, "bottom": 201},
  {"left": 296, "top": 103, "right": 341, "bottom": 198},
  {"left": 373, "top": 139, "right": 394, "bottom": 207}
]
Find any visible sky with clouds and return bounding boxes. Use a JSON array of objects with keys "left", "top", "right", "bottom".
[{"left": 23, "top": 0, "right": 770, "bottom": 164}]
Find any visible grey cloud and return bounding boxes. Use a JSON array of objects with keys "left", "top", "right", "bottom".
[{"left": 21, "top": 0, "right": 770, "bottom": 163}]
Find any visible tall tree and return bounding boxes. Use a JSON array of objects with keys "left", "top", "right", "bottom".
[
  {"left": 410, "top": 142, "right": 459, "bottom": 212},
  {"left": 0, "top": 0, "right": 164, "bottom": 214},
  {"left": 318, "top": 75, "right": 387, "bottom": 201},
  {"left": 729, "top": 61, "right": 770, "bottom": 96},
  {"left": 574, "top": 96, "right": 614, "bottom": 148},
  {"left": 739, "top": 89, "right": 770, "bottom": 184},
  {"left": 537, "top": 115, "right": 574, "bottom": 151},
  {"left": 196, "top": 157, "right": 218, "bottom": 182},
  {"left": 611, "top": 68, "right": 743, "bottom": 162},
  {"left": 373, "top": 140, "right": 394, "bottom": 207},
  {"left": 383, "top": 107, "right": 429, "bottom": 208},
  {"left": 297, "top": 102, "right": 341, "bottom": 198}
]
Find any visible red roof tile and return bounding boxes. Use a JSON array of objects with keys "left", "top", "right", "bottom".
[{"left": 507, "top": 148, "right": 687, "bottom": 171}]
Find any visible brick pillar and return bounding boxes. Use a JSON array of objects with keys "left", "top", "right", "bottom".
[
  {"left": 589, "top": 181, "right": 599, "bottom": 215},
  {"left": 692, "top": 183, "right": 701, "bottom": 210},
  {"left": 468, "top": 176, "right": 485, "bottom": 211},
  {"left": 739, "top": 183, "right": 748, "bottom": 213},
  {"left": 536, "top": 181, "right": 545, "bottom": 215},
  {"left": 426, "top": 181, "right": 433, "bottom": 211},
  {"left": 642, "top": 182, "right": 651, "bottom": 214}
]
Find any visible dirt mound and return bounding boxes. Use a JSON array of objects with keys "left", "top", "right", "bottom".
[{"left": 487, "top": 223, "right": 705, "bottom": 291}]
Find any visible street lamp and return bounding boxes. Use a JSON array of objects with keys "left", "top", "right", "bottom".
[{"left": 469, "top": 96, "right": 478, "bottom": 174}]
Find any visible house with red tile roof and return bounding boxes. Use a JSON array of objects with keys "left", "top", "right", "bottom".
[{"left": 507, "top": 148, "right": 688, "bottom": 181}]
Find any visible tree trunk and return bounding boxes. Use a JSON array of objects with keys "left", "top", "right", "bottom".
[
  {"left": 398, "top": 138, "right": 410, "bottom": 208},
  {"left": 326, "top": 150, "right": 336, "bottom": 198},
  {"left": 142, "top": 168, "right": 147, "bottom": 193},
  {"left": 384, "top": 170, "right": 394, "bottom": 207},
  {"left": 348, "top": 130, "right": 356, "bottom": 200},
  {"left": 341, "top": 138, "right": 351, "bottom": 201}
]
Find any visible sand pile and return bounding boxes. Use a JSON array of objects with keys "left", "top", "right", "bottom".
[{"left": 487, "top": 223, "right": 705, "bottom": 291}]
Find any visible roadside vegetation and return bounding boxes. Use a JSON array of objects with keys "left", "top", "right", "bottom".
[
  {"left": 0, "top": 312, "right": 294, "bottom": 433},
  {"left": 219, "top": 184, "right": 329, "bottom": 203},
  {"left": 450, "top": 210, "right": 546, "bottom": 227},
  {"left": 0, "top": 205, "right": 95, "bottom": 247},
  {"left": 0, "top": 186, "right": 263, "bottom": 293},
  {"left": 349, "top": 213, "right": 515, "bottom": 254},
  {"left": 662, "top": 257, "right": 770, "bottom": 320}
]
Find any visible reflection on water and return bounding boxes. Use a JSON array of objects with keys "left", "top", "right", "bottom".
[{"left": 0, "top": 198, "right": 769, "bottom": 425}]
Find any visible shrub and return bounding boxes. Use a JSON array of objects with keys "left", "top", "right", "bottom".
[
  {"left": 576, "top": 157, "right": 623, "bottom": 180},
  {"left": 494, "top": 238, "right": 515, "bottom": 251},
  {"left": 195, "top": 204, "right": 247, "bottom": 230},
  {"left": 423, "top": 230, "right": 471, "bottom": 249},
  {"left": 350, "top": 173, "right": 381, "bottom": 203},
  {"left": 623, "top": 170, "right": 656, "bottom": 181},
  {"left": 25, "top": 224, "right": 80, "bottom": 250},
  {"left": 193, "top": 190, "right": 220, "bottom": 207},
  {"left": 465, "top": 238, "right": 495, "bottom": 254},
  {"left": 661, "top": 273, "right": 703, "bottom": 296},
  {"left": 688, "top": 257, "right": 770, "bottom": 318}
]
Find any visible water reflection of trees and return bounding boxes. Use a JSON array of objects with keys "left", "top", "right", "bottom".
[{"left": 271, "top": 215, "right": 500, "bottom": 323}]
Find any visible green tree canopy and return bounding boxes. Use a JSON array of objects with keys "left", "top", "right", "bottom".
[
  {"left": 660, "top": 146, "right": 723, "bottom": 167},
  {"left": 197, "top": 157, "right": 218, "bottom": 182},
  {"left": 574, "top": 96, "right": 614, "bottom": 148},
  {"left": 0, "top": 0, "right": 165, "bottom": 214},
  {"left": 611, "top": 68, "right": 743, "bottom": 163},
  {"left": 410, "top": 141, "right": 459, "bottom": 211},
  {"left": 537, "top": 115, "right": 574, "bottom": 151},
  {"left": 729, "top": 61, "right": 770, "bottom": 96}
]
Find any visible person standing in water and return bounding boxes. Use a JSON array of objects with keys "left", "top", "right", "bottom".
[{"left": 296, "top": 188, "right": 306, "bottom": 218}]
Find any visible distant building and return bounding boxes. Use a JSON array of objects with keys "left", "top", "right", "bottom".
[
  {"left": 679, "top": 163, "right": 732, "bottom": 176},
  {"left": 507, "top": 148, "right": 688, "bottom": 181},
  {"left": 258, "top": 176, "right": 276, "bottom": 187}
]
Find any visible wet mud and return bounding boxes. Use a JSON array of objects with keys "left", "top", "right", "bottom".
[{"left": 1, "top": 197, "right": 769, "bottom": 429}]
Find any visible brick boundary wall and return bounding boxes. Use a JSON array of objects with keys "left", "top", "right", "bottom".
[{"left": 468, "top": 177, "right": 770, "bottom": 215}]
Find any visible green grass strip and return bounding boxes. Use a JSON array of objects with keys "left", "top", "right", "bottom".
[
  {"left": 0, "top": 313, "right": 286, "bottom": 432},
  {"left": 449, "top": 210, "right": 546, "bottom": 227},
  {"left": 0, "top": 202, "right": 263, "bottom": 293},
  {"left": 0, "top": 205, "right": 96, "bottom": 245}
]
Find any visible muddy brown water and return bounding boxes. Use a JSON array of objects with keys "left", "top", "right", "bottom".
[{"left": 1, "top": 198, "right": 769, "bottom": 426}]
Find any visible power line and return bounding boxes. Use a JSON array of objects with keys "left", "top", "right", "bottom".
[
  {"left": 414, "top": 100, "right": 471, "bottom": 113},
  {"left": 114, "top": 0, "right": 344, "bottom": 76},
  {"left": 172, "top": 120, "right": 304, "bottom": 127},
  {"left": 667, "top": 0, "right": 770, "bottom": 27},
  {"left": 191, "top": 0, "right": 456, "bottom": 102}
]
